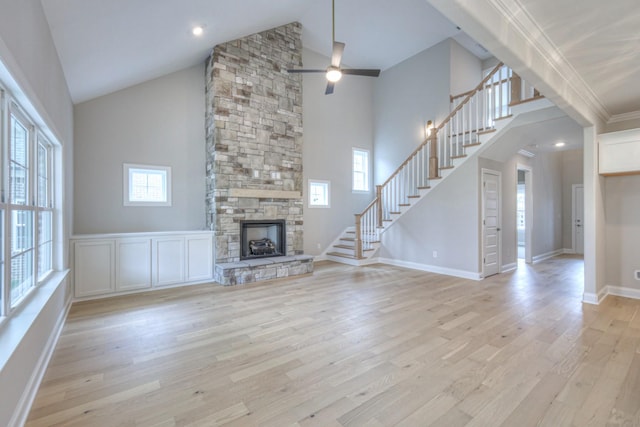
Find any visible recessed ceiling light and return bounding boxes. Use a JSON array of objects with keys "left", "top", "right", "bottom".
[
  {"left": 555, "top": 142, "right": 566, "bottom": 147},
  {"left": 192, "top": 26, "right": 204, "bottom": 36}
]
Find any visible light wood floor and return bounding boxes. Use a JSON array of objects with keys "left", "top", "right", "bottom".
[{"left": 26, "top": 256, "right": 640, "bottom": 426}]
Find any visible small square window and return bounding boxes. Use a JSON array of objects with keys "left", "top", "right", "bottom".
[
  {"left": 308, "top": 180, "right": 330, "bottom": 208},
  {"left": 123, "top": 163, "right": 171, "bottom": 206},
  {"left": 352, "top": 148, "right": 370, "bottom": 192}
]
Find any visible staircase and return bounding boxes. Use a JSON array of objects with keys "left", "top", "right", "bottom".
[{"left": 326, "top": 63, "right": 545, "bottom": 264}]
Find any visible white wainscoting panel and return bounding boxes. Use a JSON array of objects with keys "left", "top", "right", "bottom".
[
  {"left": 186, "top": 236, "right": 213, "bottom": 281},
  {"left": 74, "top": 240, "right": 115, "bottom": 298},
  {"left": 116, "top": 238, "right": 152, "bottom": 291},
  {"left": 72, "top": 231, "right": 213, "bottom": 300},
  {"left": 154, "top": 237, "right": 186, "bottom": 286}
]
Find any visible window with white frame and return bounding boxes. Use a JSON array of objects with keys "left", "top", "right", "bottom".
[
  {"left": 352, "top": 148, "right": 370, "bottom": 192},
  {"left": 123, "top": 164, "right": 171, "bottom": 206},
  {"left": 0, "top": 87, "right": 58, "bottom": 317},
  {"left": 308, "top": 180, "right": 330, "bottom": 208}
]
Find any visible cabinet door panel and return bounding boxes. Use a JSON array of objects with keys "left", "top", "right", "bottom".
[
  {"left": 155, "top": 238, "right": 185, "bottom": 286},
  {"left": 117, "top": 239, "right": 152, "bottom": 291},
  {"left": 186, "top": 236, "right": 213, "bottom": 281},
  {"left": 75, "top": 241, "right": 115, "bottom": 297}
]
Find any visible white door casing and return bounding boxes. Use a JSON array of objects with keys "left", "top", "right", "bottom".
[
  {"left": 517, "top": 164, "right": 533, "bottom": 264},
  {"left": 573, "top": 184, "right": 584, "bottom": 255},
  {"left": 482, "top": 169, "right": 502, "bottom": 277}
]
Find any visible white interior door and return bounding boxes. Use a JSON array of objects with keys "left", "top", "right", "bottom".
[
  {"left": 482, "top": 169, "right": 501, "bottom": 277},
  {"left": 573, "top": 184, "right": 584, "bottom": 255}
]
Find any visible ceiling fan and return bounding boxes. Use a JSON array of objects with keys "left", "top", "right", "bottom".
[{"left": 287, "top": 0, "right": 381, "bottom": 95}]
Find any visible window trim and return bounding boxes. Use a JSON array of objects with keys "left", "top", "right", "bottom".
[
  {"left": 0, "top": 80, "right": 60, "bottom": 319},
  {"left": 308, "top": 179, "right": 330, "bottom": 209},
  {"left": 352, "top": 147, "right": 370, "bottom": 193},
  {"left": 123, "top": 163, "right": 172, "bottom": 207}
]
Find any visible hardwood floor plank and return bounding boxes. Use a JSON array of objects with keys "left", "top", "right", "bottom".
[{"left": 24, "top": 256, "right": 640, "bottom": 427}]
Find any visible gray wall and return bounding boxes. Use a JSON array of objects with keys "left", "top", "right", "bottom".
[
  {"left": 0, "top": 1, "right": 74, "bottom": 425},
  {"left": 605, "top": 175, "right": 640, "bottom": 291},
  {"left": 302, "top": 48, "right": 375, "bottom": 255},
  {"left": 74, "top": 64, "right": 206, "bottom": 234},
  {"left": 372, "top": 39, "right": 483, "bottom": 275},
  {"left": 562, "top": 149, "right": 584, "bottom": 249},
  {"left": 530, "top": 150, "right": 564, "bottom": 257},
  {"left": 480, "top": 148, "right": 577, "bottom": 269},
  {"left": 450, "top": 39, "right": 483, "bottom": 96},
  {"left": 373, "top": 40, "right": 452, "bottom": 185},
  {"left": 379, "top": 157, "right": 480, "bottom": 274},
  {"left": 0, "top": 0, "right": 73, "bottom": 144}
]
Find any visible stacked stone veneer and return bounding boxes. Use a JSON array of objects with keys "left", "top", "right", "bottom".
[{"left": 205, "top": 22, "right": 312, "bottom": 284}]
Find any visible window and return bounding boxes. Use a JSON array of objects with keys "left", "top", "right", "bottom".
[
  {"left": 123, "top": 164, "right": 171, "bottom": 206},
  {"left": 352, "top": 148, "right": 370, "bottom": 192},
  {"left": 308, "top": 180, "right": 330, "bottom": 208},
  {"left": 0, "top": 83, "right": 59, "bottom": 318}
]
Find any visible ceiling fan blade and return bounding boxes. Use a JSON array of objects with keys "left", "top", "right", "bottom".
[
  {"left": 325, "top": 82, "right": 335, "bottom": 95},
  {"left": 331, "top": 41, "right": 345, "bottom": 68},
  {"left": 287, "top": 69, "right": 326, "bottom": 73},
  {"left": 341, "top": 69, "right": 381, "bottom": 77}
]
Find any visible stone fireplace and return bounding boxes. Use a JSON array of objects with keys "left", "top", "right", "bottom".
[{"left": 205, "top": 22, "right": 313, "bottom": 285}]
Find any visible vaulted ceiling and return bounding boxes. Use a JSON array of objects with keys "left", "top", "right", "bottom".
[
  {"left": 40, "top": 0, "right": 640, "bottom": 123},
  {"left": 40, "top": 0, "right": 472, "bottom": 103}
]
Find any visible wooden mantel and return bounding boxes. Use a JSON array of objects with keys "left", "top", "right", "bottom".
[{"left": 229, "top": 188, "right": 301, "bottom": 199}]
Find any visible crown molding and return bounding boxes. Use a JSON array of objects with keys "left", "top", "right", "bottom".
[
  {"left": 487, "top": 0, "right": 610, "bottom": 123},
  {"left": 607, "top": 110, "right": 640, "bottom": 124}
]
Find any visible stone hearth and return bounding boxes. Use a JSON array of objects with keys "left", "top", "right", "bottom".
[{"left": 205, "top": 22, "right": 312, "bottom": 284}]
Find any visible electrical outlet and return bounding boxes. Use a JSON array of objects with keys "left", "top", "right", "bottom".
[{"left": 433, "top": 250, "right": 438, "bottom": 258}]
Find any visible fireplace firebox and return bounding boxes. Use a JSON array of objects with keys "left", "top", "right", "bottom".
[{"left": 240, "top": 220, "right": 286, "bottom": 260}]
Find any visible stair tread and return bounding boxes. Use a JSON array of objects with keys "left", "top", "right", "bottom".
[
  {"left": 440, "top": 165, "right": 454, "bottom": 170},
  {"left": 334, "top": 244, "right": 355, "bottom": 250},
  {"left": 417, "top": 186, "right": 431, "bottom": 190},
  {"left": 463, "top": 142, "right": 482, "bottom": 147},
  {"left": 494, "top": 114, "right": 513, "bottom": 121},
  {"left": 477, "top": 129, "right": 496, "bottom": 135},
  {"left": 451, "top": 154, "right": 467, "bottom": 159},
  {"left": 327, "top": 252, "right": 359, "bottom": 260},
  {"left": 408, "top": 195, "right": 420, "bottom": 199},
  {"left": 340, "top": 237, "right": 355, "bottom": 242}
]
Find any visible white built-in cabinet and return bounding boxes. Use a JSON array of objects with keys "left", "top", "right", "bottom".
[
  {"left": 599, "top": 128, "right": 640, "bottom": 176},
  {"left": 72, "top": 231, "right": 214, "bottom": 299}
]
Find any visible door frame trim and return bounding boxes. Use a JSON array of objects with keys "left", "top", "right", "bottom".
[
  {"left": 481, "top": 168, "right": 502, "bottom": 278},
  {"left": 572, "top": 184, "right": 584, "bottom": 254},
  {"left": 517, "top": 163, "right": 533, "bottom": 264}
]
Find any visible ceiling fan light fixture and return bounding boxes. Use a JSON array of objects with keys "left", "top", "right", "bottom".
[
  {"left": 192, "top": 26, "right": 204, "bottom": 36},
  {"left": 326, "top": 67, "right": 343, "bottom": 82}
]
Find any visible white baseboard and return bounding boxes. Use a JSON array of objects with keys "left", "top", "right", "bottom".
[
  {"left": 501, "top": 262, "right": 517, "bottom": 273},
  {"left": 563, "top": 248, "right": 576, "bottom": 255},
  {"left": 10, "top": 296, "right": 72, "bottom": 427},
  {"left": 605, "top": 285, "right": 640, "bottom": 301},
  {"left": 314, "top": 255, "right": 327, "bottom": 262},
  {"left": 377, "top": 257, "right": 482, "bottom": 281},
  {"left": 583, "top": 285, "right": 640, "bottom": 305},
  {"left": 582, "top": 291, "right": 605, "bottom": 305},
  {"left": 532, "top": 249, "right": 564, "bottom": 264}
]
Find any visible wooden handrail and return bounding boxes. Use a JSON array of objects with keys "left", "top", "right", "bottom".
[
  {"left": 435, "top": 62, "right": 503, "bottom": 133},
  {"left": 353, "top": 61, "right": 514, "bottom": 259},
  {"left": 379, "top": 62, "right": 504, "bottom": 189},
  {"left": 450, "top": 75, "right": 510, "bottom": 102}
]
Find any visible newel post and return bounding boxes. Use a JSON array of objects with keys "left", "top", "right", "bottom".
[
  {"left": 376, "top": 185, "right": 383, "bottom": 228},
  {"left": 510, "top": 72, "right": 522, "bottom": 105},
  {"left": 428, "top": 127, "right": 438, "bottom": 179},
  {"left": 354, "top": 214, "right": 363, "bottom": 259}
]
